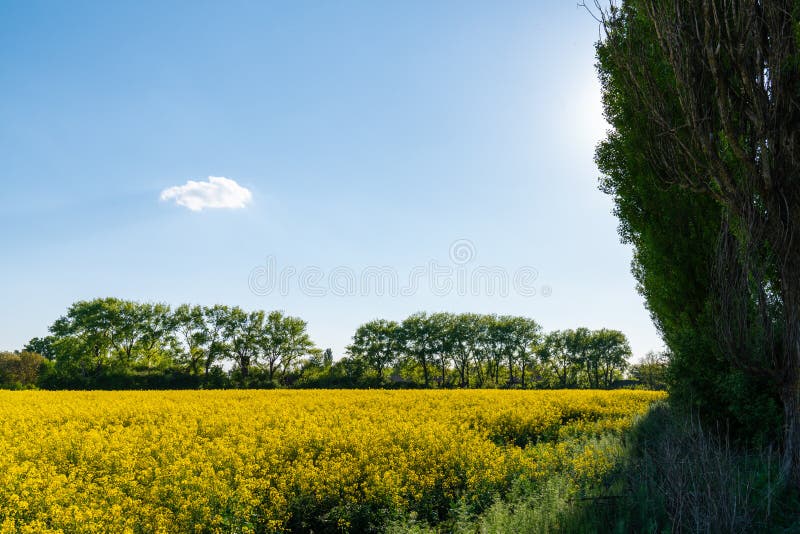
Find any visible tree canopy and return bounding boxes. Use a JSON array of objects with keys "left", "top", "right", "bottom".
[
  {"left": 12, "top": 298, "right": 637, "bottom": 392},
  {"left": 595, "top": 0, "right": 800, "bottom": 484}
]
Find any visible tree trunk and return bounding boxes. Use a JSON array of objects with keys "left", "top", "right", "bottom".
[
  {"left": 240, "top": 356, "right": 249, "bottom": 380},
  {"left": 781, "top": 267, "right": 800, "bottom": 486},
  {"left": 782, "top": 381, "right": 800, "bottom": 486}
]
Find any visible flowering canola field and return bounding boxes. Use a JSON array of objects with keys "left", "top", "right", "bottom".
[{"left": 0, "top": 389, "right": 664, "bottom": 533}]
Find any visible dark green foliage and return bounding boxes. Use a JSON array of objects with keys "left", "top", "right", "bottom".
[
  {"left": 629, "top": 351, "right": 668, "bottom": 391},
  {"left": 16, "top": 299, "right": 639, "bottom": 390},
  {"left": 398, "top": 404, "right": 799, "bottom": 533},
  {"left": 25, "top": 298, "right": 318, "bottom": 390},
  {"left": 341, "top": 313, "right": 629, "bottom": 390},
  {"left": 23, "top": 337, "right": 56, "bottom": 360},
  {"left": 595, "top": 2, "right": 782, "bottom": 443},
  {"left": 347, "top": 319, "right": 400, "bottom": 380},
  {"left": 537, "top": 328, "right": 631, "bottom": 389},
  {"left": 0, "top": 351, "right": 47, "bottom": 389}
]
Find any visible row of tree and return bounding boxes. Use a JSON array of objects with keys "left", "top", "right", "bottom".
[
  {"left": 13, "top": 299, "right": 638, "bottom": 390},
  {"left": 345, "top": 313, "right": 632, "bottom": 389},
  {"left": 26, "top": 298, "right": 316, "bottom": 388}
]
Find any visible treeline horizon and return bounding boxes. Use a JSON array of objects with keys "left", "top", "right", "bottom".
[{"left": 0, "top": 297, "right": 663, "bottom": 390}]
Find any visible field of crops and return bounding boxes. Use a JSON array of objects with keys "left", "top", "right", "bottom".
[{"left": 0, "top": 390, "right": 664, "bottom": 533}]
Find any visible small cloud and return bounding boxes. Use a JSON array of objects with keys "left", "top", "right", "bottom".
[{"left": 160, "top": 176, "right": 252, "bottom": 211}]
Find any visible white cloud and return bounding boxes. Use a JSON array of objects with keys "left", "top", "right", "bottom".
[{"left": 160, "top": 176, "right": 252, "bottom": 211}]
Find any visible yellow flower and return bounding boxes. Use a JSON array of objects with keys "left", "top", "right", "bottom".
[{"left": 0, "top": 389, "right": 663, "bottom": 533}]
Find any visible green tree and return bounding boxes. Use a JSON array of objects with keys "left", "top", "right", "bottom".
[
  {"left": 49, "top": 298, "right": 117, "bottom": 376},
  {"left": 132, "top": 302, "right": 174, "bottom": 369},
  {"left": 632, "top": 350, "right": 669, "bottom": 390},
  {"left": 493, "top": 316, "right": 517, "bottom": 385},
  {"left": 449, "top": 313, "right": 481, "bottom": 387},
  {"left": 564, "top": 327, "right": 594, "bottom": 387},
  {"left": 509, "top": 316, "right": 542, "bottom": 388},
  {"left": 400, "top": 312, "right": 434, "bottom": 387},
  {"left": 483, "top": 314, "right": 507, "bottom": 386},
  {"left": 597, "top": 0, "right": 800, "bottom": 485},
  {"left": 203, "top": 304, "right": 231, "bottom": 377},
  {"left": 0, "top": 351, "right": 46, "bottom": 388},
  {"left": 470, "top": 315, "right": 494, "bottom": 387},
  {"left": 47, "top": 298, "right": 175, "bottom": 376},
  {"left": 172, "top": 304, "right": 209, "bottom": 375},
  {"left": 259, "top": 311, "right": 317, "bottom": 382},
  {"left": 347, "top": 319, "right": 399, "bottom": 380},
  {"left": 24, "top": 336, "right": 56, "bottom": 361},
  {"left": 591, "top": 329, "right": 631, "bottom": 388},
  {"left": 538, "top": 331, "right": 576, "bottom": 388},
  {"left": 596, "top": 0, "right": 785, "bottom": 453},
  {"left": 278, "top": 315, "right": 317, "bottom": 379},
  {"left": 322, "top": 348, "right": 333, "bottom": 368},
  {"left": 429, "top": 312, "right": 455, "bottom": 386},
  {"left": 224, "top": 307, "right": 263, "bottom": 383},
  {"left": 107, "top": 299, "right": 149, "bottom": 366}
]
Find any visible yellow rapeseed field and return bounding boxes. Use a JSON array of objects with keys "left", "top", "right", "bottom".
[{"left": 0, "top": 389, "right": 665, "bottom": 533}]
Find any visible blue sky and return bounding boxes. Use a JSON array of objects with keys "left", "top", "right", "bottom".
[{"left": 0, "top": 1, "right": 663, "bottom": 360}]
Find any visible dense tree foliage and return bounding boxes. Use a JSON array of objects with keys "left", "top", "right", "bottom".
[
  {"left": 34, "top": 298, "right": 318, "bottom": 388},
  {"left": 12, "top": 298, "right": 638, "bottom": 391},
  {"left": 595, "top": 0, "right": 799, "bottom": 482},
  {"left": 629, "top": 350, "right": 668, "bottom": 391},
  {"left": 0, "top": 351, "right": 47, "bottom": 389},
  {"left": 343, "top": 313, "right": 630, "bottom": 389},
  {"left": 347, "top": 319, "right": 400, "bottom": 380}
]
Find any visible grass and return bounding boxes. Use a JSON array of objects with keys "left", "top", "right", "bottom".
[{"left": 388, "top": 401, "right": 800, "bottom": 533}]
